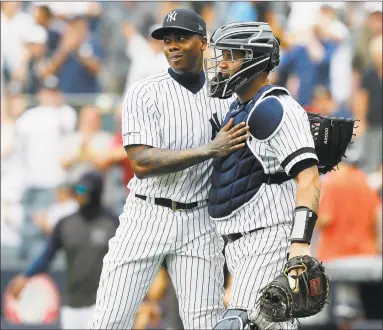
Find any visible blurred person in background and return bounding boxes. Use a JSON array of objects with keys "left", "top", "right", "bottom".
[
  {"left": 16, "top": 76, "right": 77, "bottom": 261},
  {"left": 32, "top": 183, "right": 79, "bottom": 236},
  {"left": 353, "top": 4, "right": 382, "bottom": 74},
  {"left": 353, "top": 35, "right": 382, "bottom": 174},
  {"left": 32, "top": 4, "right": 61, "bottom": 56},
  {"left": 315, "top": 147, "right": 382, "bottom": 330},
  {"left": 38, "top": 16, "right": 104, "bottom": 94},
  {"left": 99, "top": 104, "right": 134, "bottom": 213},
  {"left": 61, "top": 104, "right": 112, "bottom": 183},
  {"left": 133, "top": 266, "right": 169, "bottom": 330},
  {"left": 304, "top": 85, "right": 337, "bottom": 116},
  {"left": 1, "top": 92, "right": 27, "bottom": 258},
  {"left": 275, "top": 3, "right": 347, "bottom": 106},
  {"left": 122, "top": 22, "right": 168, "bottom": 91},
  {"left": 8, "top": 171, "right": 119, "bottom": 330},
  {"left": 316, "top": 149, "right": 382, "bottom": 263},
  {"left": 100, "top": 1, "right": 156, "bottom": 93},
  {"left": 10, "top": 23, "right": 48, "bottom": 94},
  {"left": 1, "top": 1, "right": 34, "bottom": 87}
]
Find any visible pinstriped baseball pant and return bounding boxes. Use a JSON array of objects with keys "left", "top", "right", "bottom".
[
  {"left": 90, "top": 194, "right": 225, "bottom": 329},
  {"left": 224, "top": 224, "right": 298, "bottom": 330}
]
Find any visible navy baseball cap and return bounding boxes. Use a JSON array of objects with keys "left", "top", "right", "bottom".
[{"left": 151, "top": 8, "right": 207, "bottom": 40}]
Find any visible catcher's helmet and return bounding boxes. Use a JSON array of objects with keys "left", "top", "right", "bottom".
[{"left": 204, "top": 22, "right": 280, "bottom": 99}]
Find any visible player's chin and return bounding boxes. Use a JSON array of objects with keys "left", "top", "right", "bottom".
[{"left": 168, "top": 58, "right": 187, "bottom": 70}]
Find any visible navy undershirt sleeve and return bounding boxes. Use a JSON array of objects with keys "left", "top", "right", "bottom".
[{"left": 24, "top": 221, "right": 63, "bottom": 277}]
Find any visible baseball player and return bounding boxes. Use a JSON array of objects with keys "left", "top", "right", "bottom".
[
  {"left": 9, "top": 171, "right": 119, "bottom": 329},
  {"left": 90, "top": 9, "right": 249, "bottom": 329},
  {"left": 204, "top": 22, "right": 322, "bottom": 329}
]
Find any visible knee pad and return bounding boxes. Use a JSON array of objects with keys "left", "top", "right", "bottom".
[{"left": 214, "top": 309, "right": 249, "bottom": 330}]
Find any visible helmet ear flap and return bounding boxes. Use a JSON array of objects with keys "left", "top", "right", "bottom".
[{"left": 266, "top": 38, "right": 280, "bottom": 71}]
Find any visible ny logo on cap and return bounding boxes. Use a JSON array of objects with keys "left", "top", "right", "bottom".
[{"left": 167, "top": 11, "right": 177, "bottom": 22}]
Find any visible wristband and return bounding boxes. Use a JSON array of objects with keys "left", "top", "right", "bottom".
[{"left": 289, "top": 206, "right": 317, "bottom": 244}]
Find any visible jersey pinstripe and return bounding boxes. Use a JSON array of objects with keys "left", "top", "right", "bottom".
[
  {"left": 213, "top": 91, "right": 318, "bottom": 235},
  {"left": 122, "top": 70, "right": 233, "bottom": 203},
  {"left": 91, "top": 70, "right": 234, "bottom": 329}
]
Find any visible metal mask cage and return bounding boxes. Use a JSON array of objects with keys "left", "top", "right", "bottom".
[{"left": 204, "top": 45, "right": 271, "bottom": 97}]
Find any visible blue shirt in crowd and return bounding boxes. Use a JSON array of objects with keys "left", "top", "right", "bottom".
[
  {"left": 58, "top": 36, "right": 104, "bottom": 94},
  {"left": 278, "top": 40, "right": 338, "bottom": 105}
]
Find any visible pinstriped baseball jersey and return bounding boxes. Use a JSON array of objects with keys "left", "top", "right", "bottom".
[
  {"left": 213, "top": 87, "right": 318, "bottom": 235},
  {"left": 122, "top": 70, "right": 233, "bottom": 203},
  {"left": 91, "top": 69, "right": 234, "bottom": 329}
]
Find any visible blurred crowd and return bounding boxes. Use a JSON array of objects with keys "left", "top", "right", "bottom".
[{"left": 1, "top": 1, "right": 382, "bottom": 328}]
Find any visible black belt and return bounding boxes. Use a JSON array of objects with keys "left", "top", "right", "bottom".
[
  {"left": 135, "top": 194, "right": 200, "bottom": 211},
  {"left": 225, "top": 227, "right": 265, "bottom": 243}
]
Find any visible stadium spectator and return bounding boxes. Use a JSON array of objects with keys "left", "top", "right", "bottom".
[
  {"left": 305, "top": 85, "right": 337, "bottom": 116},
  {"left": 10, "top": 23, "right": 48, "bottom": 94},
  {"left": 32, "top": 183, "right": 79, "bottom": 236},
  {"left": 16, "top": 76, "right": 77, "bottom": 261},
  {"left": 38, "top": 16, "right": 104, "bottom": 94},
  {"left": 8, "top": 171, "right": 118, "bottom": 329},
  {"left": 61, "top": 104, "right": 112, "bottom": 183},
  {"left": 316, "top": 152, "right": 382, "bottom": 262},
  {"left": 1, "top": 1, "right": 34, "bottom": 84},
  {"left": 133, "top": 266, "right": 168, "bottom": 329},
  {"left": 276, "top": 4, "right": 346, "bottom": 105},
  {"left": 1, "top": 95, "right": 26, "bottom": 256},
  {"left": 353, "top": 35, "right": 382, "bottom": 173},
  {"left": 122, "top": 23, "right": 168, "bottom": 90},
  {"left": 353, "top": 3, "right": 382, "bottom": 73},
  {"left": 99, "top": 104, "right": 134, "bottom": 212},
  {"left": 31, "top": 4, "right": 61, "bottom": 56}
]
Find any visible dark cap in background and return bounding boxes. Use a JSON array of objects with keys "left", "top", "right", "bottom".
[{"left": 151, "top": 8, "right": 206, "bottom": 40}]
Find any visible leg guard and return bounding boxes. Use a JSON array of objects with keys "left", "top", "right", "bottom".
[{"left": 214, "top": 309, "right": 249, "bottom": 330}]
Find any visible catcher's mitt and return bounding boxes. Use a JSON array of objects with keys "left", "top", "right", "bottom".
[
  {"left": 307, "top": 112, "right": 357, "bottom": 174},
  {"left": 258, "top": 255, "right": 330, "bottom": 322}
]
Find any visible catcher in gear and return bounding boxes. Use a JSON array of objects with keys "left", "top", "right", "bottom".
[{"left": 204, "top": 22, "right": 354, "bottom": 330}]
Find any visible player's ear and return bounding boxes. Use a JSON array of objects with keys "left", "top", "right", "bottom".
[{"left": 201, "top": 36, "right": 207, "bottom": 51}]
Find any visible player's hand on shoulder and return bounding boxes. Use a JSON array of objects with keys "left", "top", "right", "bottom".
[{"left": 207, "top": 118, "right": 249, "bottom": 158}]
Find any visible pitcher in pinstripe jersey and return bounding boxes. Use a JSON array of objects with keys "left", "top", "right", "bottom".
[
  {"left": 204, "top": 23, "right": 322, "bottom": 329},
  {"left": 90, "top": 9, "right": 249, "bottom": 330}
]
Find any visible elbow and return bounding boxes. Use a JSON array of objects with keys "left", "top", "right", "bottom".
[{"left": 131, "top": 163, "right": 151, "bottom": 179}]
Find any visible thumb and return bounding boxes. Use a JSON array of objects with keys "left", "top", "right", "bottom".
[{"left": 221, "top": 118, "right": 234, "bottom": 131}]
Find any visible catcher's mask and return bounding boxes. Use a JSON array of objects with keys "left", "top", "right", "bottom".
[{"left": 204, "top": 22, "right": 280, "bottom": 99}]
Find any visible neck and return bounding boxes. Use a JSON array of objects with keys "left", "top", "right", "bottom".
[
  {"left": 171, "top": 59, "right": 203, "bottom": 76},
  {"left": 237, "top": 74, "right": 270, "bottom": 103}
]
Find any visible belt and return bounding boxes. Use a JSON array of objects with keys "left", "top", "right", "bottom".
[
  {"left": 225, "top": 227, "right": 265, "bottom": 243},
  {"left": 135, "top": 194, "right": 200, "bottom": 211}
]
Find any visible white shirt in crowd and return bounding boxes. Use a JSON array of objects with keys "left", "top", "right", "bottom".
[
  {"left": 16, "top": 105, "right": 77, "bottom": 189},
  {"left": 62, "top": 130, "right": 112, "bottom": 183},
  {"left": 1, "top": 9, "right": 34, "bottom": 74},
  {"left": 1, "top": 198, "right": 24, "bottom": 247},
  {"left": 124, "top": 33, "right": 168, "bottom": 91}
]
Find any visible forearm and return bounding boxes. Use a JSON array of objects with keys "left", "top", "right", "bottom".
[
  {"left": 40, "top": 50, "right": 69, "bottom": 78},
  {"left": 126, "top": 145, "right": 212, "bottom": 179},
  {"left": 289, "top": 165, "right": 321, "bottom": 252},
  {"left": 295, "top": 167, "right": 321, "bottom": 213},
  {"left": 76, "top": 54, "right": 101, "bottom": 76}
]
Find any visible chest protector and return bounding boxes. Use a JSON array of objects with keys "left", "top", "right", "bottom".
[{"left": 208, "top": 85, "right": 290, "bottom": 219}]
